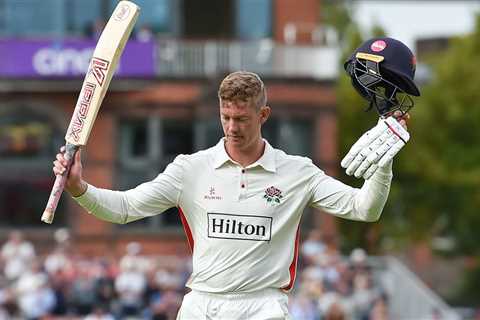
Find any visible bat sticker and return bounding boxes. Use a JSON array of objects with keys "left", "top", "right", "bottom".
[
  {"left": 69, "top": 82, "right": 96, "bottom": 142},
  {"left": 114, "top": 4, "right": 131, "bottom": 21},
  {"left": 90, "top": 57, "right": 110, "bottom": 86}
]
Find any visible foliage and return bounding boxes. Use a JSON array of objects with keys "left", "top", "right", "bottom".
[
  {"left": 326, "top": 3, "right": 480, "bottom": 257},
  {"left": 321, "top": 0, "right": 354, "bottom": 43},
  {"left": 323, "top": 1, "right": 390, "bottom": 252},
  {"left": 397, "top": 16, "right": 480, "bottom": 255},
  {"left": 448, "top": 259, "right": 480, "bottom": 308}
]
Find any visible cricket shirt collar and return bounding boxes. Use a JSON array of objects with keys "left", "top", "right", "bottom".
[{"left": 213, "top": 138, "right": 277, "bottom": 173}]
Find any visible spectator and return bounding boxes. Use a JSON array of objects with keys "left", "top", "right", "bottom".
[
  {"left": 325, "top": 301, "right": 346, "bottom": 320},
  {"left": 15, "top": 261, "right": 56, "bottom": 319},
  {"left": 289, "top": 292, "right": 318, "bottom": 320},
  {"left": 149, "top": 288, "right": 182, "bottom": 320},
  {"left": 69, "top": 261, "right": 96, "bottom": 315},
  {"left": 350, "top": 270, "right": 379, "bottom": 319},
  {"left": 0, "top": 281, "right": 13, "bottom": 319},
  {"left": 44, "top": 245, "right": 71, "bottom": 276},
  {"left": 301, "top": 230, "right": 326, "bottom": 266},
  {"left": 94, "top": 274, "right": 116, "bottom": 314},
  {"left": 350, "top": 247, "right": 369, "bottom": 274},
  {"left": 1, "top": 231, "right": 35, "bottom": 281},
  {"left": 115, "top": 261, "right": 147, "bottom": 317},
  {"left": 146, "top": 266, "right": 183, "bottom": 320},
  {"left": 119, "top": 242, "right": 151, "bottom": 274},
  {"left": 85, "top": 306, "right": 115, "bottom": 320},
  {"left": 370, "top": 294, "right": 389, "bottom": 320},
  {"left": 85, "top": 19, "right": 106, "bottom": 39},
  {"left": 136, "top": 24, "right": 154, "bottom": 42}
]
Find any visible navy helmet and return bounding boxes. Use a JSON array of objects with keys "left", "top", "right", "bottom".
[{"left": 345, "top": 37, "right": 420, "bottom": 117}]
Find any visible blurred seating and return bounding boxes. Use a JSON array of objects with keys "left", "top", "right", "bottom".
[{"left": 0, "top": 230, "right": 402, "bottom": 319}]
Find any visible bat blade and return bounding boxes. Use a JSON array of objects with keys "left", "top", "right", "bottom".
[{"left": 41, "top": 1, "right": 140, "bottom": 224}]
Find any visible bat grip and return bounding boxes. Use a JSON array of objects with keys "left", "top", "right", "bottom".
[{"left": 41, "top": 143, "right": 79, "bottom": 224}]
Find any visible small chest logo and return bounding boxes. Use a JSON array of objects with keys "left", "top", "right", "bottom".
[
  {"left": 264, "top": 186, "right": 283, "bottom": 205},
  {"left": 204, "top": 187, "right": 222, "bottom": 200}
]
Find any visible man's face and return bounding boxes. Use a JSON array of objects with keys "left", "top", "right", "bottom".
[{"left": 220, "top": 100, "right": 270, "bottom": 151}]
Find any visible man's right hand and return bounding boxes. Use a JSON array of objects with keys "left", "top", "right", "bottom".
[{"left": 53, "top": 146, "right": 87, "bottom": 197}]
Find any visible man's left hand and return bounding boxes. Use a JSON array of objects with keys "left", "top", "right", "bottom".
[{"left": 341, "top": 111, "right": 410, "bottom": 180}]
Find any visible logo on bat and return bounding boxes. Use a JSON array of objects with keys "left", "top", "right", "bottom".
[
  {"left": 68, "top": 82, "right": 96, "bottom": 142},
  {"left": 89, "top": 57, "right": 110, "bottom": 86},
  {"left": 114, "top": 4, "right": 131, "bottom": 21}
]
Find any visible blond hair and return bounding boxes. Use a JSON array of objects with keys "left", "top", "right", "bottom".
[{"left": 218, "top": 71, "right": 267, "bottom": 110}]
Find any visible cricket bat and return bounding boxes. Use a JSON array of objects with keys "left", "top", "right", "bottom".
[{"left": 41, "top": 1, "right": 140, "bottom": 223}]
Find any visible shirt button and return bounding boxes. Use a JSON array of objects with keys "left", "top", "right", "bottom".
[
  {"left": 241, "top": 169, "right": 245, "bottom": 174},
  {"left": 241, "top": 184, "right": 245, "bottom": 188}
]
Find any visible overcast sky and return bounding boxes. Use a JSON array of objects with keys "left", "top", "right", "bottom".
[{"left": 351, "top": 1, "right": 480, "bottom": 52}]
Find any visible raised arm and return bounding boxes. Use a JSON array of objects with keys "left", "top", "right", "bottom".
[
  {"left": 309, "top": 163, "right": 392, "bottom": 222},
  {"left": 53, "top": 148, "right": 185, "bottom": 224}
]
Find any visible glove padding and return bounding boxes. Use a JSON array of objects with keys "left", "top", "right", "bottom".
[{"left": 341, "top": 117, "right": 410, "bottom": 180}]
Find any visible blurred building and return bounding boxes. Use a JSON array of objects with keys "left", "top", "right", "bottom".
[{"left": 0, "top": 0, "right": 341, "bottom": 255}]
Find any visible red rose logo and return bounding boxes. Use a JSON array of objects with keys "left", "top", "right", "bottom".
[{"left": 264, "top": 186, "right": 283, "bottom": 204}]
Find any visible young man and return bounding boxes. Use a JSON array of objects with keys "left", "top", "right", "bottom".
[{"left": 54, "top": 70, "right": 407, "bottom": 319}]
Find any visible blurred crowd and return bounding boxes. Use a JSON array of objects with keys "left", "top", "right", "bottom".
[
  {"left": 290, "top": 230, "right": 388, "bottom": 320},
  {"left": 0, "top": 230, "right": 189, "bottom": 320},
  {"left": 0, "top": 229, "right": 387, "bottom": 320}
]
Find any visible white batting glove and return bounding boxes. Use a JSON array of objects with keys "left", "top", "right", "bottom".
[
  {"left": 341, "top": 117, "right": 410, "bottom": 180},
  {"left": 340, "top": 119, "right": 387, "bottom": 171}
]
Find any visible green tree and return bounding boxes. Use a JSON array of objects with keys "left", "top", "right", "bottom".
[
  {"left": 325, "top": 1, "right": 480, "bottom": 304},
  {"left": 323, "top": 2, "right": 391, "bottom": 251},
  {"left": 395, "top": 16, "right": 480, "bottom": 255},
  {"left": 327, "top": 4, "right": 480, "bottom": 253}
]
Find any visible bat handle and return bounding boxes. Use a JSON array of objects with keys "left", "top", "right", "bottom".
[{"left": 41, "top": 143, "right": 79, "bottom": 224}]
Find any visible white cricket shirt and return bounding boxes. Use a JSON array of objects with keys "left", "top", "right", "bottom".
[{"left": 75, "top": 139, "right": 392, "bottom": 293}]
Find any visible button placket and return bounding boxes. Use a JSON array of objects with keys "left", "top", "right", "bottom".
[{"left": 239, "top": 167, "right": 247, "bottom": 200}]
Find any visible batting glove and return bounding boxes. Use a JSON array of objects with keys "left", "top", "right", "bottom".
[{"left": 341, "top": 117, "right": 410, "bottom": 180}]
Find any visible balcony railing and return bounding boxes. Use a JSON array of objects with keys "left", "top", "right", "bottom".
[{"left": 156, "top": 39, "right": 340, "bottom": 79}]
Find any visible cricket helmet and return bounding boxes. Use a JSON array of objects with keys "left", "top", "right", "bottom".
[{"left": 344, "top": 37, "right": 420, "bottom": 117}]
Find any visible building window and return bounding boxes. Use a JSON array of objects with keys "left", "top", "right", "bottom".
[
  {"left": 2, "top": 0, "right": 67, "bottom": 37},
  {"left": 110, "top": 0, "right": 175, "bottom": 35},
  {"left": 117, "top": 117, "right": 194, "bottom": 230},
  {"left": 193, "top": 118, "right": 223, "bottom": 151},
  {"left": 0, "top": 104, "right": 66, "bottom": 227},
  {"left": 263, "top": 117, "right": 315, "bottom": 230},
  {"left": 263, "top": 118, "right": 313, "bottom": 156},
  {"left": 183, "top": 0, "right": 233, "bottom": 39},
  {"left": 235, "top": 0, "right": 272, "bottom": 40},
  {"left": 67, "top": 0, "right": 102, "bottom": 37}
]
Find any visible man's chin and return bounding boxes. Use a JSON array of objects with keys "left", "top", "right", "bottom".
[
  {"left": 227, "top": 136, "right": 242, "bottom": 142},
  {"left": 226, "top": 137, "right": 246, "bottom": 147}
]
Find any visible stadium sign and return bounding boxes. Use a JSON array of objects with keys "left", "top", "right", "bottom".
[{"left": 0, "top": 39, "right": 155, "bottom": 77}]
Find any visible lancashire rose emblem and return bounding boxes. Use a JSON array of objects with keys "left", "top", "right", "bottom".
[{"left": 264, "top": 186, "right": 283, "bottom": 205}]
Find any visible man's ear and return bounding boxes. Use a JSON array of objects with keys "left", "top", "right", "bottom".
[{"left": 260, "top": 106, "right": 271, "bottom": 124}]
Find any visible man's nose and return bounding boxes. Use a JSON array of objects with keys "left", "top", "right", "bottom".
[{"left": 228, "top": 119, "right": 239, "bottom": 132}]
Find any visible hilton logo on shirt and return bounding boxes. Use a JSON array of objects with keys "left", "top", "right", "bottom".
[{"left": 207, "top": 213, "right": 272, "bottom": 241}]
